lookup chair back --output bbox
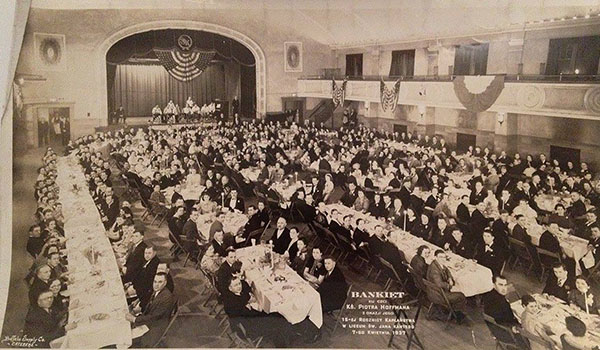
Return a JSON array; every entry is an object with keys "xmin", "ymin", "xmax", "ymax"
[
  {"xmin": 420, "ymin": 278, "xmax": 447, "ymax": 307},
  {"xmin": 482, "ymin": 313, "xmax": 522, "ymax": 348},
  {"xmin": 520, "ymin": 328, "xmax": 552, "ymax": 350},
  {"xmin": 378, "ymin": 257, "xmax": 406, "ymax": 288},
  {"xmin": 508, "ymin": 237, "xmax": 533, "ymax": 261},
  {"xmin": 536, "ymin": 247, "xmax": 561, "ymax": 267},
  {"xmin": 407, "ymin": 265, "xmax": 427, "ymax": 293}
]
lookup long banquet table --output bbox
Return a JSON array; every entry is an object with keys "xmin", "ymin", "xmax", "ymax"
[
  {"xmin": 324, "ymin": 203, "xmax": 494, "ymax": 297},
  {"xmin": 236, "ymin": 245, "xmax": 323, "ymax": 328},
  {"xmin": 56, "ymin": 156, "xmax": 132, "ymax": 348}
]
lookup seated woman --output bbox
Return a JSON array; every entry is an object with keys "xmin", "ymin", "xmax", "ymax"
[
  {"xmin": 196, "ymin": 193, "xmax": 217, "ymax": 214},
  {"xmin": 303, "ymin": 247, "xmax": 327, "ymax": 289},
  {"xmin": 48, "ymin": 279, "xmax": 68, "ymax": 320},
  {"xmin": 568, "ymin": 276, "xmax": 599, "ymax": 314},
  {"xmin": 186, "ymin": 167, "xmax": 202, "ymax": 187},
  {"xmin": 200, "ymin": 229, "xmax": 230, "ymax": 274},
  {"xmin": 520, "ymin": 295, "xmax": 558, "ymax": 350},
  {"xmin": 561, "ymin": 316, "xmax": 599, "ymax": 350},
  {"xmin": 410, "ymin": 245, "xmax": 430, "ymax": 279}
]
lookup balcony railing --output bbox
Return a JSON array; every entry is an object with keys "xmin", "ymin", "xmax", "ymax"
[{"xmin": 299, "ymin": 74, "xmax": 600, "ymax": 84}]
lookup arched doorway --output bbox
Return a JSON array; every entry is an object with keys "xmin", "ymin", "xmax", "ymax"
[{"xmin": 95, "ymin": 20, "xmax": 267, "ymax": 125}]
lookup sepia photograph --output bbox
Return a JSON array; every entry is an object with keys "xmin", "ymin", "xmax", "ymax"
[{"xmin": 1, "ymin": 0, "xmax": 600, "ymax": 349}]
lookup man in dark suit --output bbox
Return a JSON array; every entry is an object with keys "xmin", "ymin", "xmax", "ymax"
[
  {"xmin": 216, "ymin": 248, "xmax": 237, "ymax": 294},
  {"xmin": 426, "ymin": 250, "xmax": 467, "ymax": 320},
  {"xmin": 271, "ymin": 217, "xmax": 291, "ymax": 254},
  {"xmin": 100, "ymin": 187, "xmax": 120, "ymax": 230},
  {"xmin": 491, "ymin": 210, "xmax": 510, "ymax": 250},
  {"xmin": 170, "ymin": 184, "xmax": 184, "ymax": 204},
  {"xmin": 455, "ymin": 195, "xmax": 471, "ymax": 228},
  {"xmin": 241, "ymin": 205, "xmax": 265, "ymax": 243},
  {"xmin": 482, "ymin": 275, "xmax": 520, "ymax": 330},
  {"xmin": 133, "ymin": 246, "xmax": 161, "ymax": 310},
  {"xmin": 511, "ymin": 215, "xmax": 530, "ymax": 243},
  {"xmin": 24, "ymin": 290, "xmax": 72, "ymax": 348},
  {"xmin": 182, "ymin": 210, "xmax": 204, "ymax": 255},
  {"xmin": 469, "ymin": 181, "xmax": 487, "ymax": 205},
  {"xmin": 340, "ymin": 182, "xmax": 358, "ymax": 207},
  {"xmin": 123, "ymin": 231, "xmax": 147, "ymax": 283},
  {"xmin": 225, "ymin": 189, "xmax": 245, "ymax": 212},
  {"xmin": 539, "ymin": 223, "xmax": 562, "ymax": 254},
  {"xmin": 127, "ymin": 273, "xmax": 176, "ymax": 348},
  {"xmin": 318, "ymin": 256, "xmax": 349, "ymax": 312},
  {"xmin": 497, "ymin": 190, "xmax": 515, "ymax": 214},
  {"xmin": 542, "ymin": 263, "xmax": 574, "ymax": 302},
  {"xmin": 473, "ymin": 230, "xmax": 507, "ymax": 275},
  {"xmin": 29, "ymin": 265, "xmax": 52, "ymax": 305},
  {"xmin": 222, "ymin": 276, "xmax": 296, "ymax": 347}
]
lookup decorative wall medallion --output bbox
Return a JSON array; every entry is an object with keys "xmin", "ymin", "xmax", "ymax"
[
  {"xmin": 34, "ymin": 33, "xmax": 66, "ymax": 71},
  {"xmin": 583, "ymin": 87, "xmax": 600, "ymax": 115},
  {"xmin": 284, "ymin": 42, "xmax": 302, "ymax": 72},
  {"xmin": 517, "ymin": 85, "xmax": 545, "ymax": 109}
]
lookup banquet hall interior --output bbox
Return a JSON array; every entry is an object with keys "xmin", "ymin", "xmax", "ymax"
[{"xmin": 2, "ymin": 0, "xmax": 600, "ymax": 349}]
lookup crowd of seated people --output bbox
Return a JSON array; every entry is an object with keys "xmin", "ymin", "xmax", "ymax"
[
  {"xmin": 55, "ymin": 117, "xmax": 600, "ymax": 347},
  {"xmin": 22, "ymin": 146, "xmax": 178, "ymax": 348}
]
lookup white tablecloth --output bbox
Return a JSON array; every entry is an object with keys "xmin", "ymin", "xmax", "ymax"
[
  {"xmin": 325, "ymin": 204, "xmax": 494, "ymax": 297},
  {"xmin": 236, "ymin": 246, "xmax": 323, "ymax": 328},
  {"xmin": 56, "ymin": 156, "xmax": 132, "ymax": 349}
]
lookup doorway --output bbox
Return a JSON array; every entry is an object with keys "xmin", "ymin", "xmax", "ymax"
[
  {"xmin": 281, "ymin": 97, "xmax": 306, "ymax": 124},
  {"xmin": 37, "ymin": 107, "xmax": 70, "ymax": 148},
  {"xmin": 550, "ymin": 145, "xmax": 580, "ymax": 169}
]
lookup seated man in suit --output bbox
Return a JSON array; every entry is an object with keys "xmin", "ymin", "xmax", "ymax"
[
  {"xmin": 426, "ymin": 250, "xmax": 467, "ymax": 322},
  {"xmin": 271, "ymin": 217, "xmax": 291, "ymax": 255},
  {"xmin": 132, "ymin": 245, "xmax": 161, "ymax": 310},
  {"xmin": 222, "ymin": 276, "xmax": 294, "ymax": 347},
  {"xmin": 126, "ymin": 272, "xmax": 176, "ymax": 348},
  {"xmin": 483, "ymin": 275, "xmax": 518, "ymax": 327},
  {"xmin": 122, "ymin": 230, "xmax": 147, "ymax": 283},
  {"xmin": 242, "ymin": 205, "xmax": 265, "ymax": 244},
  {"xmin": 542, "ymin": 263, "xmax": 574, "ymax": 302},
  {"xmin": 473, "ymin": 230, "xmax": 507, "ymax": 275},
  {"xmin": 182, "ymin": 210, "xmax": 204, "ymax": 256},
  {"xmin": 24, "ymin": 290, "xmax": 76, "ymax": 348},
  {"xmin": 580, "ymin": 225, "xmax": 600, "ymax": 276},
  {"xmin": 225, "ymin": 189, "xmax": 245, "ymax": 213},
  {"xmin": 303, "ymin": 247, "xmax": 327, "ymax": 288},
  {"xmin": 216, "ymin": 248, "xmax": 238, "ymax": 294},
  {"xmin": 318, "ymin": 256, "xmax": 349, "ymax": 312}
]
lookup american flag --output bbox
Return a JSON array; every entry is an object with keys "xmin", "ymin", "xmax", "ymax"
[{"xmin": 154, "ymin": 49, "xmax": 216, "ymax": 82}]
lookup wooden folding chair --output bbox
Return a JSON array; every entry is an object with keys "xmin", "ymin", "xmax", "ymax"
[
  {"xmin": 229, "ymin": 322, "xmax": 263, "ymax": 348},
  {"xmin": 152, "ymin": 300, "xmax": 180, "ymax": 347},
  {"xmin": 387, "ymin": 299, "xmax": 425, "ymax": 350},
  {"xmin": 378, "ymin": 256, "xmax": 409, "ymax": 294},
  {"xmin": 421, "ymin": 279, "xmax": 459, "ymax": 329},
  {"xmin": 325, "ymin": 283, "xmax": 354, "ymax": 335},
  {"xmin": 508, "ymin": 237, "xmax": 534, "ymax": 272},
  {"xmin": 482, "ymin": 313, "xmax": 528, "ymax": 350},
  {"xmin": 534, "ymin": 247, "xmax": 561, "ymax": 282}
]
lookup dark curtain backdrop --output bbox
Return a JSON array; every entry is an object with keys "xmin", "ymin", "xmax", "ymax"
[
  {"xmin": 110, "ymin": 63, "xmax": 226, "ymax": 117},
  {"xmin": 240, "ymin": 65, "xmax": 256, "ymax": 117},
  {"xmin": 389, "ymin": 50, "xmax": 415, "ymax": 76},
  {"xmin": 454, "ymin": 43, "xmax": 489, "ymax": 75}
]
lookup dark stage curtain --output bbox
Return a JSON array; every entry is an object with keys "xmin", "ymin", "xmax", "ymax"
[
  {"xmin": 110, "ymin": 64, "xmax": 226, "ymax": 117},
  {"xmin": 240, "ymin": 65, "xmax": 256, "ymax": 117}
]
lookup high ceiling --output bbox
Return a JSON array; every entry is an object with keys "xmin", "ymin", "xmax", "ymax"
[{"xmin": 30, "ymin": 0, "xmax": 600, "ymax": 48}]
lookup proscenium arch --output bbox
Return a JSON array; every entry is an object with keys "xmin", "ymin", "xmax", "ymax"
[{"xmin": 96, "ymin": 20, "xmax": 267, "ymax": 125}]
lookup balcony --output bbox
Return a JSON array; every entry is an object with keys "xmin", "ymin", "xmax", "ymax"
[{"xmin": 297, "ymin": 74, "xmax": 600, "ymax": 120}]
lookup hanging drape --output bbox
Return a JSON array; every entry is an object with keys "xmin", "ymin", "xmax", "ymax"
[
  {"xmin": 110, "ymin": 64, "xmax": 226, "ymax": 117},
  {"xmin": 453, "ymin": 75, "xmax": 504, "ymax": 113},
  {"xmin": 389, "ymin": 50, "xmax": 415, "ymax": 77},
  {"xmin": 240, "ymin": 65, "xmax": 256, "ymax": 117},
  {"xmin": 380, "ymin": 79, "xmax": 401, "ymax": 112},
  {"xmin": 154, "ymin": 50, "xmax": 215, "ymax": 82},
  {"xmin": 332, "ymin": 79, "xmax": 348, "ymax": 108},
  {"xmin": 345, "ymin": 54, "xmax": 363, "ymax": 77}
]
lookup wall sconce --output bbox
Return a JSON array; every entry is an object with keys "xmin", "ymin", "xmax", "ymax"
[
  {"xmin": 418, "ymin": 85, "xmax": 426, "ymax": 96},
  {"xmin": 497, "ymin": 111, "xmax": 506, "ymax": 125},
  {"xmin": 417, "ymin": 104, "xmax": 426, "ymax": 118}
]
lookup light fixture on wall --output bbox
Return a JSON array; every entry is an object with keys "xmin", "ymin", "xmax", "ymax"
[
  {"xmin": 417, "ymin": 104, "xmax": 426, "ymax": 119},
  {"xmin": 497, "ymin": 111, "xmax": 506, "ymax": 125}
]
